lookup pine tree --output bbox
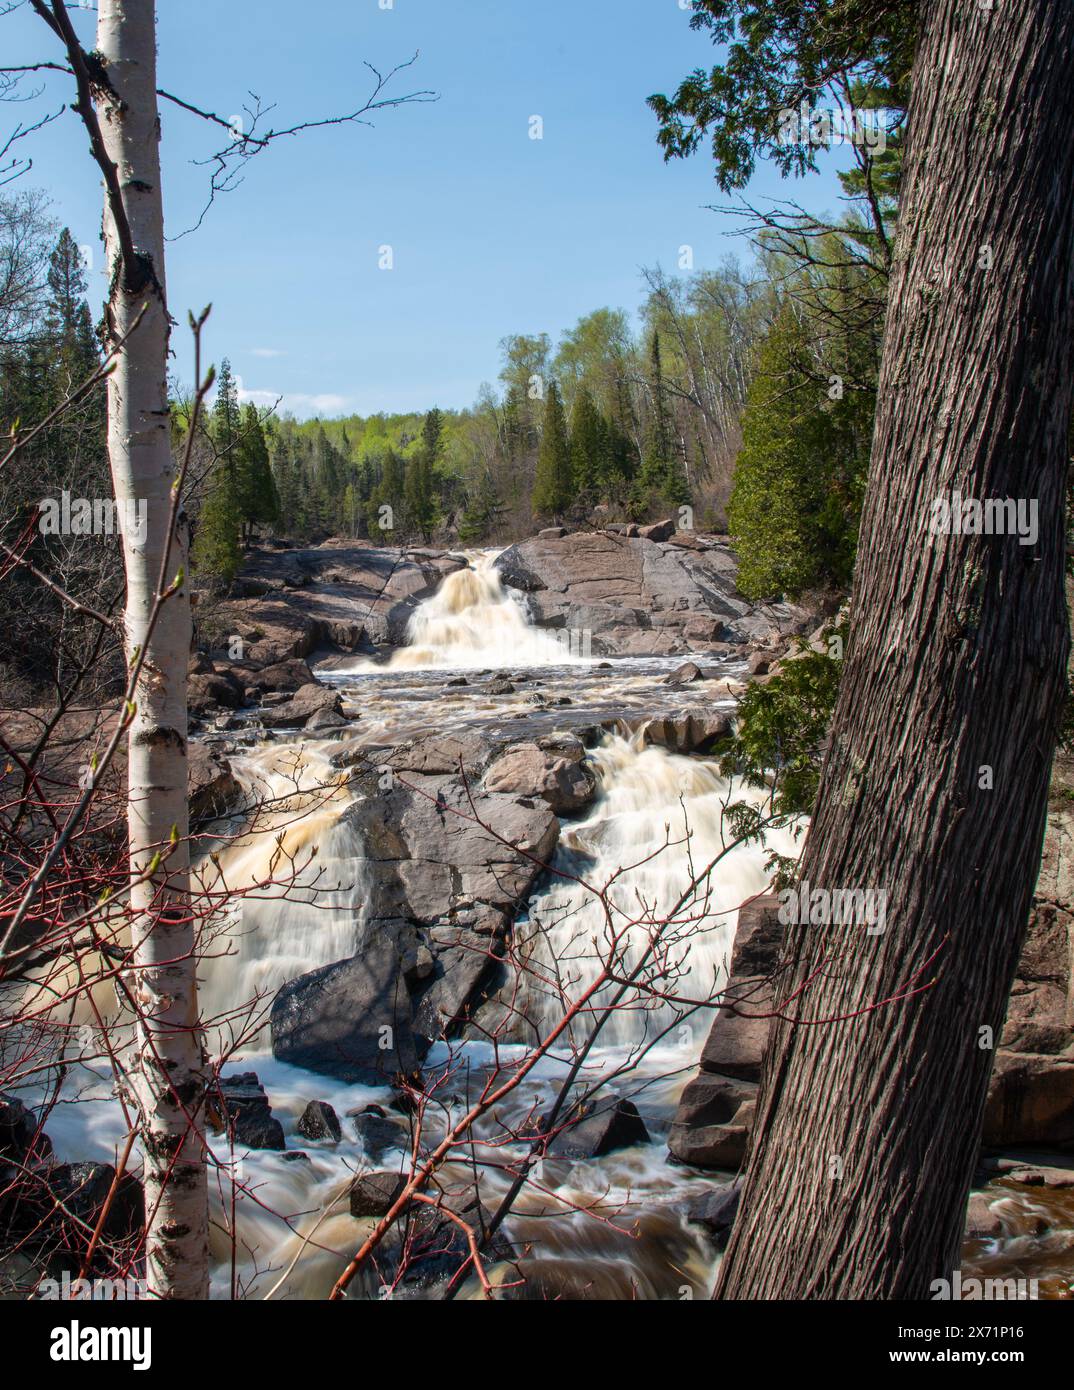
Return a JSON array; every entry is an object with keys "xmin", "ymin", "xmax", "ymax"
[
  {"xmin": 458, "ymin": 470, "xmax": 506, "ymax": 543},
  {"xmin": 405, "ymin": 408, "xmax": 442, "ymax": 541},
  {"xmin": 46, "ymin": 229, "xmax": 98, "ymax": 377},
  {"xmin": 370, "ymin": 446, "xmax": 405, "ymax": 537},
  {"xmin": 570, "ymin": 385, "xmax": 610, "ymax": 502},
  {"xmin": 636, "ymin": 331, "xmax": 688, "ymax": 508},
  {"xmin": 728, "ymin": 303, "xmax": 870, "ymax": 599},
  {"xmin": 194, "ymin": 357, "xmax": 242, "ymax": 583},
  {"xmin": 235, "ymin": 403, "xmax": 280, "ymax": 542},
  {"xmin": 532, "ymin": 381, "xmax": 573, "ymax": 519}
]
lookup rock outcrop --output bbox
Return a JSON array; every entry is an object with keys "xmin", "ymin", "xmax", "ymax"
[
  {"xmin": 495, "ymin": 529, "xmax": 818, "ymax": 656},
  {"xmin": 270, "ymin": 732, "xmax": 562, "ymax": 1083},
  {"xmin": 667, "ymin": 896, "xmax": 780, "ymax": 1169},
  {"xmin": 982, "ymin": 800, "xmax": 1074, "ymax": 1148},
  {"xmin": 211, "ymin": 543, "xmax": 466, "ymax": 665}
]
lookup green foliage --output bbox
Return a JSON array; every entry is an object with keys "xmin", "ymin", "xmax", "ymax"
[
  {"xmin": 569, "ymin": 385, "xmax": 610, "ymax": 500},
  {"xmin": 718, "ymin": 621, "xmax": 847, "ymax": 818},
  {"xmin": 405, "ymin": 408, "xmax": 442, "ymax": 542},
  {"xmin": 192, "ymin": 464, "xmax": 242, "ymax": 587},
  {"xmin": 728, "ymin": 303, "xmax": 872, "ymax": 599},
  {"xmin": 532, "ymin": 381, "xmax": 573, "ymax": 519},
  {"xmin": 636, "ymin": 332, "xmax": 691, "ymax": 510},
  {"xmin": 648, "ymin": 0, "xmax": 915, "ymax": 193},
  {"xmin": 235, "ymin": 403, "xmax": 280, "ymax": 538},
  {"xmin": 457, "ymin": 470, "xmax": 506, "ymax": 543}
]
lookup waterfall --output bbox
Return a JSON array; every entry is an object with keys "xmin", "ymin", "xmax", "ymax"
[
  {"xmin": 382, "ymin": 550, "xmax": 586, "ymax": 671},
  {"xmin": 196, "ymin": 742, "xmax": 364, "ymax": 1044},
  {"xmin": 521, "ymin": 732, "xmax": 801, "ymax": 1047}
]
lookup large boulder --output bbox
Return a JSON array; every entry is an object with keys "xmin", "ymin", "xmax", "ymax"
[
  {"xmin": 483, "ymin": 735, "xmax": 597, "ymax": 816},
  {"xmin": 667, "ymin": 896, "xmax": 786, "ymax": 1169},
  {"xmin": 271, "ymin": 938, "xmax": 429, "ymax": 1086},
  {"xmin": 257, "ymin": 682, "xmax": 345, "ymax": 730},
  {"xmin": 342, "ymin": 772, "xmax": 559, "ymax": 936},
  {"xmin": 187, "ymin": 743, "xmax": 242, "ymax": 821},
  {"xmin": 547, "ymin": 1094, "xmax": 650, "ymax": 1159},
  {"xmin": 213, "ymin": 1073, "xmax": 286, "ymax": 1151}
]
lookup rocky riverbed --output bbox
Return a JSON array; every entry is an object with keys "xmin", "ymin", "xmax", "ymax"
[{"xmin": 5, "ymin": 527, "xmax": 1073, "ymax": 1298}]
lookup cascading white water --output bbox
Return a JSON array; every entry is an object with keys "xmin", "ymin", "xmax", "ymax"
[
  {"xmin": 196, "ymin": 743, "xmax": 364, "ymax": 1045},
  {"xmin": 521, "ymin": 732, "xmax": 802, "ymax": 1047},
  {"xmin": 377, "ymin": 550, "xmax": 586, "ymax": 671}
]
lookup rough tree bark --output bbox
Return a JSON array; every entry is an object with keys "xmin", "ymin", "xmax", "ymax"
[
  {"xmin": 718, "ymin": 0, "xmax": 1074, "ymax": 1299},
  {"xmin": 95, "ymin": 0, "xmax": 208, "ymax": 1299}
]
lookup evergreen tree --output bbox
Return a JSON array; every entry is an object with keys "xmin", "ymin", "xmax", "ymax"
[
  {"xmin": 405, "ymin": 408, "xmax": 442, "ymax": 541},
  {"xmin": 458, "ymin": 470, "xmax": 506, "ymax": 543},
  {"xmin": 192, "ymin": 465, "xmax": 242, "ymax": 587},
  {"xmin": 728, "ymin": 303, "xmax": 871, "ymax": 599},
  {"xmin": 636, "ymin": 331, "xmax": 688, "ymax": 508},
  {"xmin": 235, "ymin": 403, "xmax": 280, "ymax": 542},
  {"xmin": 570, "ymin": 385, "xmax": 610, "ymax": 501},
  {"xmin": 46, "ymin": 229, "xmax": 98, "ymax": 376},
  {"xmin": 194, "ymin": 358, "xmax": 242, "ymax": 583},
  {"xmin": 532, "ymin": 381, "xmax": 573, "ymax": 520}
]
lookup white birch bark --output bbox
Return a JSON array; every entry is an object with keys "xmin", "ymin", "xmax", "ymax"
[{"xmin": 96, "ymin": 0, "xmax": 208, "ymax": 1299}]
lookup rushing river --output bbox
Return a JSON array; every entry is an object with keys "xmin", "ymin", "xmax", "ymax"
[{"xmin": 30, "ymin": 550, "xmax": 1074, "ymax": 1299}]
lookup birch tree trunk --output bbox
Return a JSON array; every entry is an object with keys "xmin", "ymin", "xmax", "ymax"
[
  {"xmin": 96, "ymin": 0, "xmax": 208, "ymax": 1299},
  {"xmin": 718, "ymin": 0, "xmax": 1074, "ymax": 1299}
]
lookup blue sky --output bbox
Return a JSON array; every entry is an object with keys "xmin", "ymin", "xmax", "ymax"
[{"xmin": 4, "ymin": 0, "xmax": 850, "ymax": 417}]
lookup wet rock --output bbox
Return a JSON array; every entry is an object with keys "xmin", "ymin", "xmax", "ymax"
[
  {"xmin": 342, "ymin": 776, "xmax": 558, "ymax": 933},
  {"xmin": 668, "ymin": 896, "xmax": 781, "ymax": 1169},
  {"xmin": 687, "ymin": 1182, "xmax": 741, "ymax": 1250},
  {"xmin": 350, "ymin": 1170, "xmax": 408, "ymax": 1218},
  {"xmin": 484, "ymin": 737, "xmax": 597, "ymax": 816},
  {"xmin": 965, "ymin": 1192, "xmax": 1003, "ymax": 1239},
  {"xmin": 187, "ymin": 743, "xmax": 242, "ymax": 821},
  {"xmin": 216, "ymin": 1073, "xmax": 286, "ymax": 1151},
  {"xmin": 1001, "ymin": 1162, "xmax": 1074, "ymax": 1189},
  {"xmin": 258, "ymin": 682, "xmax": 344, "ymax": 730},
  {"xmin": 242, "ymin": 658, "xmax": 315, "ymax": 693},
  {"xmin": 297, "ymin": 1100, "xmax": 342, "ymax": 1144},
  {"xmin": 271, "ymin": 943, "xmax": 428, "ymax": 1086},
  {"xmin": 188, "ymin": 667, "xmax": 245, "ymax": 715},
  {"xmin": 664, "ymin": 662, "xmax": 706, "ymax": 686},
  {"xmin": 668, "ymin": 1072, "xmax": 755, "ymax": 1169},
  {"xmin": 548, "ymin": 1094, "xmax": 650, "ymax": 1159},
  {"xmin": 620, "ymin": 710, "xmax": 731, "ymax": 755},
  {"xmin": 487, "ymin": 679, "xmax": 516, "ymax": 695},
  {"xmin": 386, "ymin": 1182, "xmax": 514, "ymax": 1290},
  {"xmin": 45, "ymin": 1163, "xmax": 144, "ymax": 1243},
  {"xmin": 412, "ymin": 929, "xmax": 500, "ymax": 1038},
  {"xmin": 384, "ymin": 730, "xmax": 491, "ymax": 778},
  {"xmin": 0, "ymin": 1093, "xmax": 52, "ymax": 1175},
  {"xmin": 350, "ymin": 1110, "xmax": 409, "ymax": 1162},
  {"xmin": 445, "ymin": 676, "xmax": 469, "ymax": 687}
]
